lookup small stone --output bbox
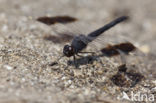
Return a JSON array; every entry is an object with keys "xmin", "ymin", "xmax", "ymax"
[
  {"xmin": 22, "ymin": 78, "xmax": 26, "ymax": 82},
  {"xmin": 97, "ymin": 70, "xmax": 104, "ymax": 75},
  {"xmin": 61, "ymin": 76, "xmax": 66, "ymax": 80},
  {"xmin": 4, "ymin": 65, "xmax": 13, "ymax": 70},
  {"xmin": 1, "ymin": 25, "xmax": 8, "ymax": 32},
  {"xmin": 139, "ymin": 45, "xmax": 150, "ymax": 53}
]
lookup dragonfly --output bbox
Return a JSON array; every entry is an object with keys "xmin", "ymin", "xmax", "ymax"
[{"xmin": 50, "ymin": 16, "xmax": 133, "ymax": 67}]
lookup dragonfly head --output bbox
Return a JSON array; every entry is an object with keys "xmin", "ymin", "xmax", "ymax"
[{"xmin": 63, "ymin": 45, "xmax": 75, "ymax": 57}]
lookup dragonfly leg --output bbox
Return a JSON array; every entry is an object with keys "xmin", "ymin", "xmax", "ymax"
[
  {"xmin": 79, "ymin": 51, "xmax": 95, "ymax": 55},
  {"xmin": 76, "ymin": 54, "xmax": 84, "ymax": 57},
  {"xmin": 73, "ymin": 55, "xmax": 78, "ymax": 68}
]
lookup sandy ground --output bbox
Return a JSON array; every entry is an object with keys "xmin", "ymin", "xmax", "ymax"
[{"xmin": 0, "ymin": 0, "xmax": 156, "ymax": 103}]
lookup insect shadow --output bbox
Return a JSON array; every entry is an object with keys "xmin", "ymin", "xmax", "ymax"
[
  {"xmin": 67, "ymin": 55, "xmax": 97, "ymax": 67},
  {"xmin": 37, "ymin": 15, "xmax": 77, "ymax": 25}
]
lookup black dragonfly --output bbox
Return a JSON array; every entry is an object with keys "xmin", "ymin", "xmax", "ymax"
[{"xmin": 51, "ymin": 16, "xmax": 129, "ymax": 67}]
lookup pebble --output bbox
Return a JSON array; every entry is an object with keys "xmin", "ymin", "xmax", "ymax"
[
  {"xmin": 1, "ymin": 25, "xmax": 8, "ymax": 32},
  {"xmin": 4, "ymin": 65, "xmax": 13, "ymax": 70},
  {"xmin": 139, "ymin": 45, "xmax": 150, "ymax": 53}
]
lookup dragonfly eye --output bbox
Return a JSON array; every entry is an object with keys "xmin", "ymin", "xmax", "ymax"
[{"xmin": 63, "ymin": 45, "xmax": 74, "ymax": 57}]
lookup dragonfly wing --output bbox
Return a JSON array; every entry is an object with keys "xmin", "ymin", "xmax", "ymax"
[{"xmin": 86, "ymin": 31, "xmax": 130, "ymax": 50}]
